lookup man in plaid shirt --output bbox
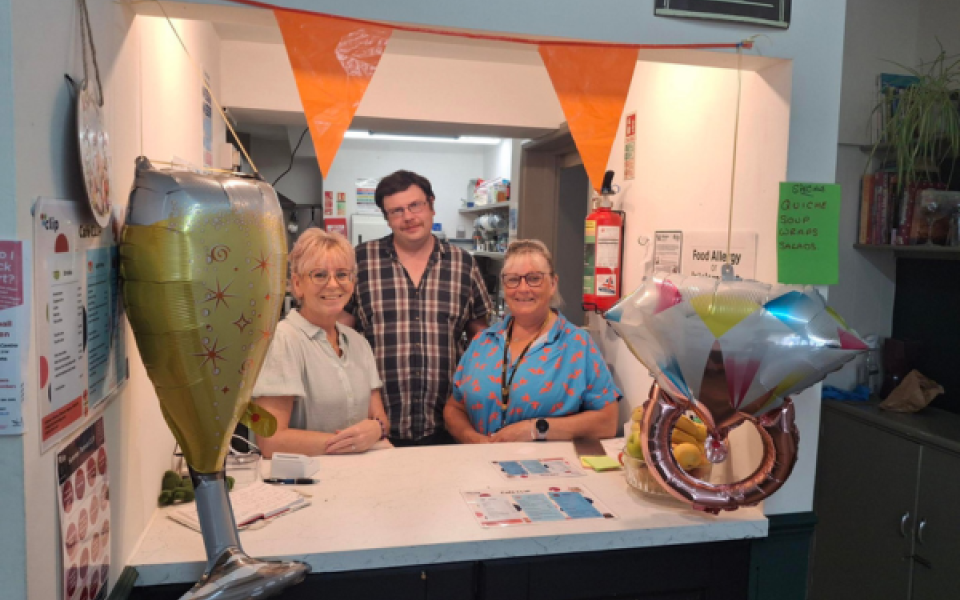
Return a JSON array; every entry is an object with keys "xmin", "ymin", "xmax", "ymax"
[{"xmin": 344, "ymin": 171, "xmax": 492, "ymax": 445}]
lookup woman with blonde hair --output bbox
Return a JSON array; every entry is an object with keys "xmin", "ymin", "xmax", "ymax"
[
  {"xmin": 252, "ymin": 228, "xmax": 389, "ymax": 456},
  {"xmin": 444, "ymin": 239, "xmax": 621, "ymax": 443}
]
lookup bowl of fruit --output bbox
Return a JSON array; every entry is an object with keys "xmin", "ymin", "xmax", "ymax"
[{"xmin": 620, "ymin": 406, "xmax": 712, "ymax": 498}]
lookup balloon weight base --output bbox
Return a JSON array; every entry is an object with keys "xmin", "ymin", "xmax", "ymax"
[{"xmin": 179, "ymin": 547, "xmax": 310, "ymax": 600}]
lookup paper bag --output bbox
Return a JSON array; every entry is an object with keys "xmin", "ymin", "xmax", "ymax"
[{"xmin": 879, "ymin": 370, "xmax": 944, "ymax": 413}]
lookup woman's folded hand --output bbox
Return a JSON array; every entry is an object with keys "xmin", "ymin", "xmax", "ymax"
[
  {"xmin": 490, "ymin": 420, "xmax": 533, "ymax": 443},
  {"xmin": 325, "ymin": 419, "xmax": 382, "ymax": 454}
]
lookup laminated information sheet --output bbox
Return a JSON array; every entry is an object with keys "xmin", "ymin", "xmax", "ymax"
[
  {"xmin": 491, "ymin": 458, "xmax": 583, "ymax": 479},
  {"xmin": 462, "ymin": 484, "xmax": 616, "ymax": 528}
]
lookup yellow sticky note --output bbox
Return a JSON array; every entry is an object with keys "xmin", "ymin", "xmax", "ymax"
[{"xmin": 582, "ymin": 455, "xmax": 621, "ymax": 472}]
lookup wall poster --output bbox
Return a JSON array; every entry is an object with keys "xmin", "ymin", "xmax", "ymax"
[
  {"xmin": 624, "ymin": 112, "xmax": 636, "ymax": 181},
  {"xmin": 34, "ymin": 199, "xmax": 128, "ymax": 452},
  {"xmin": 57, "ymin": 417, "xmax": 110, "ymax": 600},
  {"xmin": 0, "ymin": 241, "xmax": 29, "ymax": 434},
  {"xmin": 653, "ymin": 231, "xmax": 682, "ymax": 274},
  {"xmin": 323, "ymin": 191, "xmax": 334, "ymax": 217},
  {"xmin": 202, "ymin": 71, "xmax": 213, "ymax": 169},
  {"xmin": 355, "ymin": 178, "xmax": 380, "ymax": 214}
]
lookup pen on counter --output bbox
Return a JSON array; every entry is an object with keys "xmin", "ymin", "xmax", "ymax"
[{"xmin": 263, "ymin": 478, "xmax": 317, "ymax": 485}]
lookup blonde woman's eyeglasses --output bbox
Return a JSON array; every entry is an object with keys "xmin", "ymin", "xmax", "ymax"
[{"xmin": 306, "ymin": 269, "xmax": 355, "ymax": 285}]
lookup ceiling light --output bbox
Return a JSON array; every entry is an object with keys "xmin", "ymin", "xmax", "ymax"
[{"xmin": 343, "ymin": 131, "xmax": 501, "ymax": 145}]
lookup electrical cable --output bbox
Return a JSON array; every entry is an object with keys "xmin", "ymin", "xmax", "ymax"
[{"xmin": 272, "ymin": 127, "xmax": 310, "ymax": 186}]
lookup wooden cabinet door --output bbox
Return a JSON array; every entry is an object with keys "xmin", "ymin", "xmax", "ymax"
[
  {"xmin": 911, "ymin": 447, "xmax": 960, "ymax": 600},
  {"xmin": 810, "ymin": 409, "xmax": 920, "ymax": 600}
]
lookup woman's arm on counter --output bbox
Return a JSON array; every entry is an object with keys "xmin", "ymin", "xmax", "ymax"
[
  {"xmin": 254, "ymin": 396, "xmax": 335, "ymax": 457},
  {"xmin": 490, "ymin": 402, "xmax": 619, "ymax": 443},
  {"xmin": 444, "ymin": 396, "xmax": 491, "ymax": 444}
]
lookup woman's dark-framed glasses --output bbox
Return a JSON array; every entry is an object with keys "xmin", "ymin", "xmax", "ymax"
[
  {"xmin": 306, "ymin": 269, "xmax": 355, "ymax": 285},
  {"xmin": 501, "ymin": 271, "xmax": 551, "ymax": 289},
  {"xmin": 385, "ymin": 199, "xmax": 429, "ymax": 220}
]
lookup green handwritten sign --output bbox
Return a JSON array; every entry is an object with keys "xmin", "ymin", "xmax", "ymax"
[{"xmin": 777, "ymin": 182, "xmax": 841, "ymax": 285}]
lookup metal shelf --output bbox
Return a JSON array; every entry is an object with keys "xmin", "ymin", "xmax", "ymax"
[
  {"xmin": 459, "ymin": 204, "xmax": 510, "ymax": 215},
  {"xmin": 470, "ymin": 251, "xmax": 505, "ymax": 259}
]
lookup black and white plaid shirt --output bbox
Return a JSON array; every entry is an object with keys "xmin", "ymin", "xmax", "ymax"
[{"xmin": 349, "ymin": 235, "xmax": 492, "ymax": 441}]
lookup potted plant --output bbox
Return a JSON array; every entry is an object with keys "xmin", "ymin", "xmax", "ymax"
[{"xmin": 869, "ymin": 45, "xmax": 960, "ymax": 189}]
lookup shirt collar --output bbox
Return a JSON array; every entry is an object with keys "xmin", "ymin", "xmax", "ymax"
[
  {"xmin": 485, "ymin": 310, "xmax": 566, "ymax": 346},
  {"xmin": 286, "ymin": 309, "xmax": 349, "ymax": 347},
  {"xmin": 381, "ymin": 234, "xmax": 446, "ymax": 260}
]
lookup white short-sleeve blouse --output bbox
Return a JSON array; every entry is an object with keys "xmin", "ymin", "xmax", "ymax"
[{"xmin": 252, "ymin": 310, "xmax": 382, "ymax": 433}]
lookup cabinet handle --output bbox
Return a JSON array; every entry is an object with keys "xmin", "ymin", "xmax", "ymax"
[
  {"xmin": 917, "ymin": 519, "xmax": 927, "ymax": 544},
  {"xmin": 900, "ymin": 512, "xmax": 911, "ymax": 537}
]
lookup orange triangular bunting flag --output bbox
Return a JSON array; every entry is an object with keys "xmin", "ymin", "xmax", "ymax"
[
  {"xmin": 539, "ymin": 45, "xmax": 638, "ymax": 192},
  {"xmin": 275, "ymin": 11, "xmax": 392, "ymax": 179}
]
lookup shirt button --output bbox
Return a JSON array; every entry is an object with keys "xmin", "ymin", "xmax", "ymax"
[{"xmin": 415, "ymin": 315, "xmax": 420, "ymax": 321}]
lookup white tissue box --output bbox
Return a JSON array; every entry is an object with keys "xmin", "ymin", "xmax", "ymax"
[{"xmin": 270, "ymin": 453, "xmax": 319, "ymax": 479}]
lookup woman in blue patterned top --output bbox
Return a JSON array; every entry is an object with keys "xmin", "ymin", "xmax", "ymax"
[{"xmin": 444, "ymin": 240, "xmax": 622, "ymax": 443}]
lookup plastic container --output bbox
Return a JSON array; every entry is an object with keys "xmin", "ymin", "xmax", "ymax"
[{"xmin": 620, "ymin": 447, "xmax": 712, "ymax": 498}]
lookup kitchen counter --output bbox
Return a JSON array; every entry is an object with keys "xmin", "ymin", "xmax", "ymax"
[{"xmin": 129, "ymin": 438, "xmax": 767, "ymax": 588}]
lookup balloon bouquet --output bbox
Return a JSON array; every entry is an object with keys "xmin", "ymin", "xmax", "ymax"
[
  {"xmin": 605, "ymin": 272, "xmax": 866, "ymax": 513},
  {"xmin": 120, "ymin": 158, "xmax": 310, "ymax": 599}
]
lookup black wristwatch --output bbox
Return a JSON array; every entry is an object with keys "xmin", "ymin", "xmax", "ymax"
[{"xmin": 534, "ymin": 418, "xmax": 549, "ymax": 441}]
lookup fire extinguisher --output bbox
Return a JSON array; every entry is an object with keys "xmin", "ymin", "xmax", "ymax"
[{"xmin": 583, "ymin": 171, "xmax": 625, "ymax": 314}]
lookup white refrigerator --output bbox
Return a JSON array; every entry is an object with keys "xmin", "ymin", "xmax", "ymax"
[{"xmin": 350, "ymin": 213, "xmax": 392, "ymax": 246}]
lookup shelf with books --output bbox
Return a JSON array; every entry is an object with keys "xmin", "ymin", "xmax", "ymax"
[
  {"xmin": 853, "ymin": 243, "xmax": 960, "ymax": 261},
  {"xmin": 856, "ymin": 170, "xmax": 948, "ymax": 246}
]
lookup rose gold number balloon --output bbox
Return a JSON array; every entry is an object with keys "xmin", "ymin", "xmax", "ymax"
[{"xmin": 606, "ymin": 273, "xmax": 866, "ymax": 513}]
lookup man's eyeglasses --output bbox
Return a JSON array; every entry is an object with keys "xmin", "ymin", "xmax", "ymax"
[
  {"xmin": 305, "ymin": 269, "xmax": 355, "ymax": 286},
  {"xmin": 384, "ymin": 199, "xmax": 430, "ymax": 220},
  {"xmin": 501, "ymin": 271, "xmax": 552, "ymax": 289}
]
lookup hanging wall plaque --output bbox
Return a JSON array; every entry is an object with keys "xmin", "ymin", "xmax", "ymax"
[{"xmin": 655, "ymin": 0, "xmax": 791, "ymax": 29}]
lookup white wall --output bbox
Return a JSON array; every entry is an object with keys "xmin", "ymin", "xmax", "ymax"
[
  {"xmin": 221, "ymin": 39, "xmax": 565, "ymax": 130},
  {"xmin": 7, "ymin": 2, "xmax": 223, "ymax": 596}
]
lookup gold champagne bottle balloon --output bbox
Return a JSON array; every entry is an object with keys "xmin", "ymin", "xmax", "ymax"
[{"xmin": 120, "ymin": 158, "xmax": 286, "ymax": 474}]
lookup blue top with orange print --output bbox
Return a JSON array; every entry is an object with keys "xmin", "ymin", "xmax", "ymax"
[{"xmin": 450, "ymin": 311, "xmax": 622, "ymax": 435}]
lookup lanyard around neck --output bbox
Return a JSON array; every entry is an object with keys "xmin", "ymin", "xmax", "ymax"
[{"xmin": 499, "ymin": 316, "xmax": 550, "ymax": 411}]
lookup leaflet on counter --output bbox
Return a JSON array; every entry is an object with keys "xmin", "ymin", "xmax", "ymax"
[
  {"xmin": 491, "ymin": 457, "xmax": 583, "ymax": 479},
  {"xmin": 462, "ymin": 484, "xmax": 616, "ymax": 528}
]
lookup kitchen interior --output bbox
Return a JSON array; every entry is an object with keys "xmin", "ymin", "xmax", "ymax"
[{"xmin": 217, "ymin": 16, "xmax": 579, "ymax": 322}]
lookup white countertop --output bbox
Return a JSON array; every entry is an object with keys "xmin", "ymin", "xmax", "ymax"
[{"xmin": 130, "ymin": 439, "xmax": 767, "ymax": 586}]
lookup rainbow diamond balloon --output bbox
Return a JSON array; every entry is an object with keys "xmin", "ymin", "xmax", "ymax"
[{"xmin": 605, "ymin": 273, "xmax": 867, "ymax": 419}]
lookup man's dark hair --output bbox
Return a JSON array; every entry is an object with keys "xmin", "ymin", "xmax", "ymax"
[{"xmin": 375, "ymin": 170, "xmax": 435, "ymax": 214}]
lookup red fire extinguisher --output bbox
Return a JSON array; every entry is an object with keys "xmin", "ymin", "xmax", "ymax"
[{"xmin": 583, "ymin": 171, "xmax": 625, "ymax": 313}]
